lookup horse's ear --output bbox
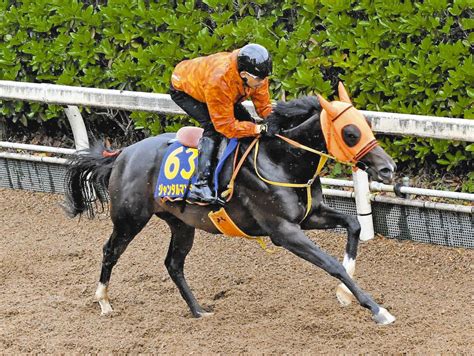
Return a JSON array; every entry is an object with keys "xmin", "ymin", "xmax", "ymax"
[
  {"xmin": 317, "ymin": 94, "xmax": 339, "ymax": 117},
  {"xmin": 338, "ymin": 81, "xmax": 352, "ymax": 104}
]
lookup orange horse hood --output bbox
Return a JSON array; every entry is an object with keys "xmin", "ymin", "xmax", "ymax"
[{"xmin": 318, "ymin": 82, "xmax": 377, "ymax": 163}]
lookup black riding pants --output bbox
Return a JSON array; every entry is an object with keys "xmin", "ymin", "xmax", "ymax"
[{"xmin": 169, "ymin": 85, "xmax": 253, "ymax": 140}]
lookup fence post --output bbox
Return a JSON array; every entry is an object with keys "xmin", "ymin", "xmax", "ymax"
[
  {"xmin": 352, "ymin": 169, "xmax": 374, "ymax": 241},
  {"xmin": 0, "ymin": 118, "xmax": 6, "ymax": 140},
  {"xmin": 64, "ymin": 106, "xmax": 89, "ymax": 150}
]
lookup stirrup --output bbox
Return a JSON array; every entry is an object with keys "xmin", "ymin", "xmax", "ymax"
[
  {"xmin": 214, "ymin": 196, "xmax": 226, "ymax": 206},
  {"xmin": 187, "ymin": 190, "xmax": 225, "ymax": 206},
  {"xmin": 187, "ymin": 189, "xmax": 215, "ymax": 204}
]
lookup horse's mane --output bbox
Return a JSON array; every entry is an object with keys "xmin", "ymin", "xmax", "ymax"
[{"xmin": 266, "ymin": 96, "xmax": 321, "ymax": 131}]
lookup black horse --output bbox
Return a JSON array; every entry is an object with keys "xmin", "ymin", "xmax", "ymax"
[{"xmin": 63, "ymin": 83, "xmax": 397, "ymax": 324}]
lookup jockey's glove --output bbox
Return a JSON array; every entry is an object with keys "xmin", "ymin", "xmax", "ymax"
[{"xmin": 257, "ymin": 122, "xmax": 279, "ymax": 137}]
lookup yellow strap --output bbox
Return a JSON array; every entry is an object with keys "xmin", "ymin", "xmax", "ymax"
[
  {"xmin": 253, "ymin": 139, "xmax": 330, "ymax": 222},
  {"xmin": 304, "ymin": 186, "xmax": 312, "ymax": 220},
  {"xmin": 223, "ymin": 135, "xmax": 332, "ymax": 225},
  {"xmin": 301, "ymin": 155, "xmax": 329, "ymax": 220},
  {"xmin": 254, "ymin": 140, "xmax": 315, "ymax": 188},
  {"xmin": 275, "ymin": 134, "xmax": 355, "ymax": 167},
  {"xmin": 253, "ymin": 237, "xmax": 279, "ymax": 254},
  {"xmin": 317, "ymin": 155, "xmax": 329, "ymax": 175},
  {"xmin": 224, "ymin": 136, "xmax": 331, "ymax": 202}
]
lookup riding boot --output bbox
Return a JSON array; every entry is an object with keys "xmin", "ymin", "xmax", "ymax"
[{"xmin": 187, "ymin": 136, "xmax": 219, "ymax": 203}]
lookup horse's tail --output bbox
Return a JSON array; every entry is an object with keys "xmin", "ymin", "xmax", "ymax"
[{"xmin": 62, "ymin": 142, "xmax": 121, "ymax": 219}]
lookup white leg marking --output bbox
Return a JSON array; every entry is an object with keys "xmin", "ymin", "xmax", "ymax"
[
  {"xmin": 95, "ymin": 282, "xmax": 113, "ymax": 315},
  {"xmin": 373, "ymin": 307, "xmax": 396, "ymax": 325},
  {"xmin": 342, "ymin": 254, "xmax": 356, "ymax": 277},
  {"xmin": 336, "ymin": 254, "xmax": 356, "ymax": 306},
  {"xmin": 196, "ymin": 311, "xmax": 214, "ymax": 318}
]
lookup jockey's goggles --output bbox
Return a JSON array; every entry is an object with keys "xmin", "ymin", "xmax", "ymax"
[{"xmin": 246, "ymin": 72, "xmax": 266, "ymax": 81}]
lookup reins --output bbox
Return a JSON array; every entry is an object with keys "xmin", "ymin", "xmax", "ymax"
[
  {"xmin": 221, "ymin": 138, "xmax": 259, "ymax": 201},
  {"xmin": 222, "ymin": 133, "xmax": 355, "ymax": 223}
]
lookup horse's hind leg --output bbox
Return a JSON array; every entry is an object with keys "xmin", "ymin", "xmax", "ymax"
[
  {"xmin": 95, "ymin": 215, "xmax": 151, "ymax": 315},
  {"xmin": 159, "ymin": 213, "xmax": 212, "ymax": 318}
]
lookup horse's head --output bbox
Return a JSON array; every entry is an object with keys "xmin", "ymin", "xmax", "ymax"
[{"xmin": 317, "ymin": 82, "xmax": 396, "ymax": 183}]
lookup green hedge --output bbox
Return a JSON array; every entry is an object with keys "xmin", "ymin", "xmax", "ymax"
[{"xmin": 1, "ymin": 0, "xmax": 473, "ymax": 190}]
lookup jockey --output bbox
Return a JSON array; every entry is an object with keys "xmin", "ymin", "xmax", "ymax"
[{"xmin": 170, "ymin": 43, "xmax": 275, "ymax": 203}]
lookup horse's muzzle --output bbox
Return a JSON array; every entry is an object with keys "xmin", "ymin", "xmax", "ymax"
[
  {"xmin": 357, "ymin": 146, "xmax": 396, "ymax": 184},
  {"xmin": 378, "ymin": 166, "xmax": 396, "ymax": 184}
]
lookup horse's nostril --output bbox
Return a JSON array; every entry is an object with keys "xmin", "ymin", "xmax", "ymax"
[{"xmin": 380, "ymin": 168, "xmax": 392, "ymax": 177}]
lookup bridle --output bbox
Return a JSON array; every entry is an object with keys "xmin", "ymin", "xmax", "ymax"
[
  {"xmin": 252, "ymin": 104, "xmax": 379, "ymax": 222},
  {"xmin": 222, "ymin": 98, "xmax": 379, "ymax": 223}
]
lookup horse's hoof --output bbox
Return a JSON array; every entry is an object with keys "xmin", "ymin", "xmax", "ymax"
[
  {"xmin": 373, "ymin": 307, "xmax": 396, "ymax": 325},
  {"xmin": 336, "ymin": 284, "xmax": 353, "ymax": 306},
  {"xmin": 196, "ymin": 311, "xmax": 214, "ymax": 318},
  {"xmin": 98, "ymin": 300, "xmax": 114, "ymax": 315}
]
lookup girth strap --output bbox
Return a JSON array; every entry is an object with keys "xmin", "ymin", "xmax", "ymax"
[{"xmin": 208, "ymin": 207, "xmax": 277, "ymax": 253}]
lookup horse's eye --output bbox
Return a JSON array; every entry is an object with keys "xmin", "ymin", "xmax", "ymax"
[{"xmin": 342, "ymin": 124, "xmax": 361, "ymax": 147}]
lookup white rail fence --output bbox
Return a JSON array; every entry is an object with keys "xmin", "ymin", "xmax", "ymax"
[{"xmin": 1, "ymin": 81, "xmax": 473, "ymax": 241}]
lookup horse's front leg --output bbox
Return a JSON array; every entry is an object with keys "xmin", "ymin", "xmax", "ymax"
[
  {"xmin": 301, "ymin": 203, "xmax": 361, "ymax": 307},
  {"xmin": 270, "ymin": 220, "xmax": 395, "ymax": 325}
]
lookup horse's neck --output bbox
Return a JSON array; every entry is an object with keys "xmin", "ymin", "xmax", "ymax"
[
  {"xmin": 282, "ymin": 113, "xmax": 325, "ymax": 177},
  {"xmin": 282, "ymin": 113, "xmax": 325, "ymax": 152},
  {"xmin": 248, "ymin": 114, "xmax": 325, "ymax": 183}
]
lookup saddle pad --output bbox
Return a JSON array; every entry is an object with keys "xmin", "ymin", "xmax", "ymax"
[
  {"xmin": 155, "ymin": 141, "xmax": 198, "ymax": 199},
  {"xmin": 155, "ymin": 139, "xmax": 239, "ymax": 200}
]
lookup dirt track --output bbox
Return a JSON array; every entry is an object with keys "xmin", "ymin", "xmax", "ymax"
[{"xmin": 1, "ymin": 188, "xmax": 472, "ymax": 353}]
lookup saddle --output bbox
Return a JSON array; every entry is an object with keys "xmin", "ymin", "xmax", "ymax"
[{"xmin": 175, "ymin": 126, "xmax": 204, "ymax": 148}]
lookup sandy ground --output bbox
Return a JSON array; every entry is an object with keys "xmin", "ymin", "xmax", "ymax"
[{"xmin": 0, "ymin": 188, "xmax": 472, "ymax": 354}]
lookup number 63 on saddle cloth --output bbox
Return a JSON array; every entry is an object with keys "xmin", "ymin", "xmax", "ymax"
[
  {"xmin": 154, "ymin": 138, "xmax": 238, "ymax": 201},
  {"xmin": 154, "ymin": 138, "xmax": 276, "ymax": 253}
]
